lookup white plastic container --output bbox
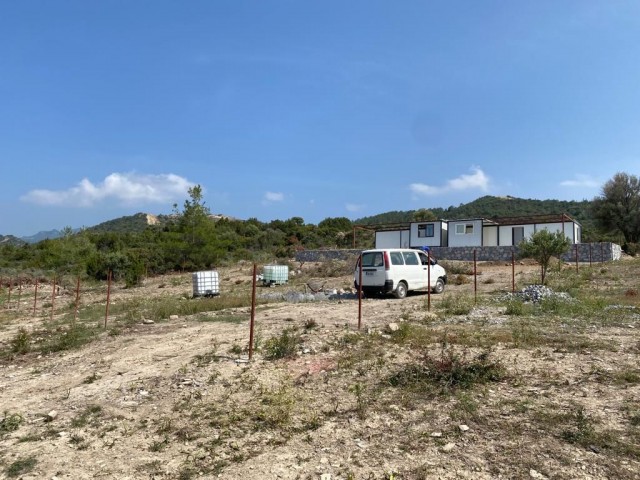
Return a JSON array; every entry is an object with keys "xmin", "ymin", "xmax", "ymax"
[
  {"xmin": 192, "ymin": 271, "xmax": 220, "ymax": 297},
  {"xmin": 262, "ymin": 265, "xmax": 289, "ymax": 286}
]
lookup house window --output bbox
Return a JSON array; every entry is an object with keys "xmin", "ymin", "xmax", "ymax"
[
  {"xmin": 417, "ymin": 223, "xmax": 435, "ymax": 238},
  {"xmin": 455, "ymin": 223, "xmax": 474, "ymax": 235}
]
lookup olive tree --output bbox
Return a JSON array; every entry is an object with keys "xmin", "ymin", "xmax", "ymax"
[
  {"xmin": 519, "ymin": 230, "xmax": 571, "ymax": 285},
  {"xmin": 592, "ymin": 172, "xmax": 640, "ymax": 244}
]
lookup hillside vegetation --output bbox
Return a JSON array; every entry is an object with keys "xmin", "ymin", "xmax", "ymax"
[
  {"xmin": 0, "ymin": 194, "xmax": 624, "ymax": 284},
  {"xmin": 356, "ymin": 196, "xmax": 596, "ymax": 236}
]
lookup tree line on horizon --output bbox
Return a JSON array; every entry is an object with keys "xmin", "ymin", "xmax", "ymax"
[{"xmin": 0, "ymin": 173, "xmax": 638, "ymax": 285}]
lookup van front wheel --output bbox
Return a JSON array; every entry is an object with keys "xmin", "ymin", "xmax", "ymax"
[
  {"xmin": 433, "ymin": 278, "xmax": 445, "ymax": 294},
  {"xmin": 394, "ymin": 281, "xmax": 408, "ymax": 299}
]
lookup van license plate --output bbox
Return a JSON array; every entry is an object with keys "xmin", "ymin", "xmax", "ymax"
[{"xmin": 365, "ymin": 272, "xmax": 374, "ymax": 276}]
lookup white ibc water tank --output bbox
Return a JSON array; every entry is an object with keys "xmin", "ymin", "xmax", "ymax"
[
  {"xmin": 192, "ymin": 271, "xmax": 220, "ymax": 297},
  {"xmin": 262, "ymin": 265, "xmax": 289, "ymax": 286}
]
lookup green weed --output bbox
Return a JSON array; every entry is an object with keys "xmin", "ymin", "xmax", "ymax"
[
  {"xmin": 70, "ymin": 405, "xmax": 103, "ymax": 428},
  {"xmin": 388, "ymin": 340, "xmax": 505, "ymax": 394},
  {"xmin": 5, "ymin": 456, "xmax": 37, "ymax": 478},
  {"xmin": 44, "ymin": 322, "xmax": 99, "ymax": 353},
  {"xmin": 0, "ymin": 412, "xmax": 23, "ymax": 435},
  {"xmin": 263, "ymin": 328, "xmax": 301, "ymax": 360},
  {"xmin": 439, "ymin": 294, "xmax": 474, "ymax": 316},
  {"xmin": 10, "ymin": 328, "xmax": 31, "ymax": 354}
]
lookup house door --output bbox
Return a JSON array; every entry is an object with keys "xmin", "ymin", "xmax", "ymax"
[{"xmin": 512, "ymin": 227, "xmax": 524, "ymax": 245}]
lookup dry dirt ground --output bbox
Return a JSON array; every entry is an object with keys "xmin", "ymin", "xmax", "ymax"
[{"xmin": 1, "ymin": 258, "xmax": 639, "ymax": 479}]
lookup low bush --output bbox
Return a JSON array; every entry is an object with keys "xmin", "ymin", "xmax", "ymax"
[
  {"xmin": 388, "ymin": 340, "xmax": 505, "ymax": 394},
  {"xmin": 0, "ymin": 412, "xmax": 23, "ymax": 436},
  {"xmin": 44, "ymin": 323, "xmax": 99, "ymax": 353},
  {"xmin": 504, "ymin": 298, "xmax": 526, "ymax": 316},
  {"xmin": 263, "ymin": 328, "xmax": 301, "ymax": 360},
  {"xmin": 439, "ymin": 261, "xmax": 474, "ymax": 275},
  {"xmin": 10, "ymin": 328, "xmax": 31, "ymax": 355},
  {"xmin": 623, "ymin": 243, "xmax": 639, "ymax": 256},
  {"xmin": 5, "ymin": 456, "xmax": 37, "ymax": 478},
  {"xmin": 439, "ymin": 294, "xmax": 474, "ymax": 315},
  {"xmin": 453, "ymin": 274, "xmax": 471, "ymax": 285}
]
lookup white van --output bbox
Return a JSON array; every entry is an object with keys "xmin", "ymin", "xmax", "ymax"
[{"xmin": 353, "ymin": 248, "xmax": 447, "ymax": 299}]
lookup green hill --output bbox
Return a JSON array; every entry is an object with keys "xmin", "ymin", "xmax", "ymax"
[
  {"xmin": 355, "ymin": 195, "xmax": 597, "ymax": 239},
  {"xmin": 87, "ymin": 213, "xmax": 170, "ymax": 233}
]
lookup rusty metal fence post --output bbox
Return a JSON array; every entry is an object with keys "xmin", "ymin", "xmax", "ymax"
[
  {"xmin": 473, "ymin": 250, "xmax": 477, "ymax": 304},
  {"xmin": 358, "ymin": 254, "xmax": 363, "ymax": 329},
  {"xmin": 511, "ymin": 250, "xmax": 516, "ymax": 293},
  {"xmin": 50, "ymin": 276, "xmax": 56, "ymax": 322},
  {"xmin": 74, "ymin": 276, "xmax": 81, "ymax": 323},
  {"xmin": 249, "ymin": 263, "xmax": 257, "ymax": 360},
  {"xmin": 33, "ymin": 278, "xmax": 39, "ymax": 315},
  {"xmin": 17, "ymin": 278, "xmax": 22, "ymax": 313},
  {"xmin": 427, "ymin": 251, "xmax": 431, "ymax": 312},
  {"xmin": 104, "ymin": 270, "xmax": 112, "ymax": 329}
]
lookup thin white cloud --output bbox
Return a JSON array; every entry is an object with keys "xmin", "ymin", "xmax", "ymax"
[
  {"xmin": 21, "ymin": 173, "xmax": 194, "ymax": 207},
  {"xmin": 560, "ymin": 174, "xmax": 600, "ymax": 188},
  {"xmin": 346, "ymin": 203, "xmax": 365, "ymax": 213},
  {"xmin": 410, "ymin": 167, "xmax": 490, "ymax": 197},
  {"xmin": 263, "ymin": 191, "xmax": 284, "ymax": 203}
]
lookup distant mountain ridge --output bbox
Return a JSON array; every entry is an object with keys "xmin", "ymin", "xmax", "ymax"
[
  {"xmin": 0, "ymin": 234, "xmax": 26, "ymax": 246},
  {"xmin": 355, "ymin": 195, "xmax": 594, "ymax": 227}
]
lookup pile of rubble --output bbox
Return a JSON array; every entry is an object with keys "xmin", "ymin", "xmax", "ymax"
[
  {"xmin": 501, "ymin": 284, "xmax": 573, "ymax": 303},
  {"xmin": 260, "ymin": 288, "xmax": 359, "ymax": 303}
]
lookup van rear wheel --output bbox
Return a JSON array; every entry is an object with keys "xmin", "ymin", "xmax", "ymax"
[{"xmin": 394, "ymin": 281, "xmax": 408, "ymax": 299}]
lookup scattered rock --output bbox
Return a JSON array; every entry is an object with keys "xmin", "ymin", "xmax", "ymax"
[
  {"xmin": 46, "ymin": 410, "xmax": 57, "ymax": 422},
  {"xmin": 529, "ymin": 469, "xmax": 546, "ymax": 479},
  {"xmin": 430, "ymin": 431, "xmax": 443, "ymax": 437},
  {"xmin": 142, "ymin": 319, "xmax": 155, "ymax": 325},
  {"xmin": 386, "ymin": 322, "xmax": 400, "ymax": 332},
  {"xmin": 169, "ymin": 315, "xmax": 179, "ymax": 320},
  {"xmin": 459, "ymin": 424, "xmax": 470, "ymax": 432},
  {"xmin": 442, "ymin": 442, "xmax": 456, "ymax": 452},
  {"xmin": 499, "ymin": 285, "xmax": 573, "ymax": 304}
]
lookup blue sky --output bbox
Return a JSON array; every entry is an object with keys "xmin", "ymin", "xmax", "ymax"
[{"xmin": 2, "ymin": 1, "xmax": 640, "ymax": 236}]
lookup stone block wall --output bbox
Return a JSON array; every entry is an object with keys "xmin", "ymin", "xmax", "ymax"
[
  {"xmin": 295, "ymin": 249, "xmax": 361, "ymax": 263},
  {"xmin": 295, "ymin": 243, "xmax": 621, "ymax": 264},
  {"xmin": 559, "ymin": 242, "xmax": 621, "ymax": 263}
]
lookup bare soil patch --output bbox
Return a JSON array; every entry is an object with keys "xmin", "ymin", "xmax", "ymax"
[{"xmin": 1, "ymin": 259, "xmax": 639, "ymax": 479}]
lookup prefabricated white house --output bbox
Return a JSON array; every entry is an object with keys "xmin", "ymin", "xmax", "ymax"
[
  {"xmin": 373, "ymin": 214, "xmax": 581, "ymax": 249},
  {"xmin": 375, "ymin": 221, "xmax": 448, "ymax": 249},
  {"xmin": 447, "ymin": 219, "xmax": 496, "ymax": 247},
  {"xmin": 375, "ymin": 229, "xmax": 411, "ymax": 248},
  {"xmin": 490, "ymin": 214, "xmax": 582, "ymax": 246}
]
